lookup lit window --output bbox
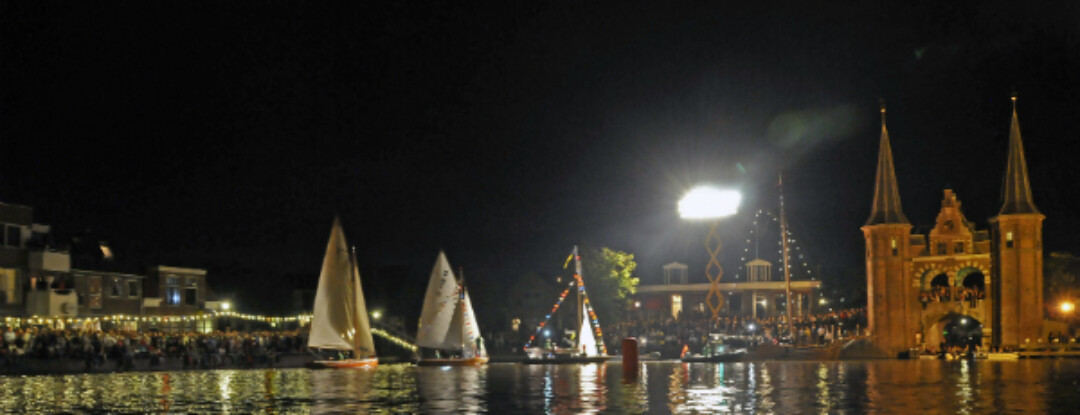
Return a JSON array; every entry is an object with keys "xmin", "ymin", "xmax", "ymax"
[
  {"xmin": 166, "ymin": 287, "xmax": 181, "ymax": 305},
  {"xmin": 671, "ymin": 294, "xmax": 683, "ymax": 319},
  {"xmin": 1006, "ymin": 232, "xmax": 1014, "ymax": 248},
  {"xmin": 891, "ymin": 239, "xmax": 898, "ymax": 256}
]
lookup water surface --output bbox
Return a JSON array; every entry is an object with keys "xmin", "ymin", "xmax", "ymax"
[{"xmin": 1, "ymin": 360, "xmax": 1078, "ymax": 414}]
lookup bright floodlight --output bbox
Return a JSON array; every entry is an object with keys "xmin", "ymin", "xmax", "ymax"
[{"xmin": 679, "ymin": 187, "xmax": 741, "ymax": 219}]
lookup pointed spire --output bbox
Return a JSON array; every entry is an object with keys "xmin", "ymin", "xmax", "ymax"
[
  {"xmin": 865, "ymin": 100, "xmax": 910, "ymax": 226},
  {"xmin": 998, "ymin": 93, "xmax": 1040, "ymax": 215}
]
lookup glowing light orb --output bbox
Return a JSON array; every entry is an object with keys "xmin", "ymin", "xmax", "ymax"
[
  {"xmin": 1061, "ymin": 301, "xmax": 1076, "ymax": 313},
  {"xmin": 679, "ymin": 187, "xmax": 741, "ymax": 219}
]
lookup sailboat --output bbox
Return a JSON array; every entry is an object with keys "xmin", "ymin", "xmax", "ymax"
[
  {"xmin": 523, "ymin": 246, "xmax": 609, "ymax": 364},
  {"xmin": 307, "ymin": 218, "xmax": 378, "ymax": 368},
  {"xmin": 680, "ymin": 175, "xmax": 859, "ymax": 362},
  {"xmin": 416, "ymin": 251, "xmax": 488, "ymax": 366}
]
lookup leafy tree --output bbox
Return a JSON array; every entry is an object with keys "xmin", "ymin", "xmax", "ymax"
[{"xmin": 579, "ymin": 246, "xmax": 639, "ymax": 326}]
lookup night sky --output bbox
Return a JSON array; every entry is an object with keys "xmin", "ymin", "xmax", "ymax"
[{"xmin": 2, "ymin": 2, "xmax": 1078, "ymax": 314}]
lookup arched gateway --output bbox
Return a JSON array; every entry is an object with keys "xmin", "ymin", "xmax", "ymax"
[{"xmin": 862, "ymin": 98, "xmax": 1046, "ymax": 357}]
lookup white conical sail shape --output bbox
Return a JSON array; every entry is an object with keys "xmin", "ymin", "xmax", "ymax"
[
  {"xmin": 350, "ymin": 250, "xmax": 376, "ymax": 358},
  {"xmin": 416, "ymin": 252, "xmax": 462, "ymax": 349},
  {"xmin": 308, "ymin": 219, "xmax": 359, "ymax": 351},
  {"xmin": 443, "ymin": 290, "xmax": 464, "ymax": 350},
  {"xmin": 577, "ymin": 313, "xmax": 598, "ymax": 356},
  {"xmin": 460, "ymin": 289, "xmax": 482, "ymax": 356}
]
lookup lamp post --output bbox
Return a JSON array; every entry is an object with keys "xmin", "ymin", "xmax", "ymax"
[{"xmin": 679, "ymin": 186, "xmax": 741, "ymax": 321}]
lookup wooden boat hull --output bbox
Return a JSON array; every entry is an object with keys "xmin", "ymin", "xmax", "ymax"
[
  {"xmin": 417, "ymin": 356, "xmax": 489, "ymax": 366},
  {"xmin": 311, "ymin": 358, "xmax": 378, "ymax": 369},
  {"xmin": 520, "ymin": 356, "xmax": 610, "ymax": 365}
]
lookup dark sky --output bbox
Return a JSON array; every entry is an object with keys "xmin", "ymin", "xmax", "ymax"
[{"xmin": 2, "ymin": 1, "xmax": 1079, "ymax": 312}]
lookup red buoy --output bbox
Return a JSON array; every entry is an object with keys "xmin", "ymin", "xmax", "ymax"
[{"xmin": 622, "ymin": 337, "xmax": 639, "ymax": 381}]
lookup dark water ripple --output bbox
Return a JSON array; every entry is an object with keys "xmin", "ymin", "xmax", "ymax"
[{"xmin": 1, "ymin": 360, "xmax": 1078, "ymax": 414}]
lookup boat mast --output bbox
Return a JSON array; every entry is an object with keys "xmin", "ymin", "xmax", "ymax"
[
  {"xmin": 350, "ymin": 246, "xmax": 361, "ymax": 358},
  {"xmin": 459, "ymin": 266, "xmax": 466, "ymax": 355},
  {"xmin": 779, "ymin": 174, "xmax": 797, "ymax": 343},
  {"xmin": 574, "ymin": 246, "xmax": 583, "ymax": 352}
]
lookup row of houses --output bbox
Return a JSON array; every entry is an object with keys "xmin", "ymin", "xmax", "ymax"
[{"xmin": 1, "ymin": 202, "xmax": 224, "ymax": 332}]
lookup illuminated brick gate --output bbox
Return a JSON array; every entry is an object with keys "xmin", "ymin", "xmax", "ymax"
[{"xmin": 862, "ymin": 98, "xmax": 1046, "ymax": 357}]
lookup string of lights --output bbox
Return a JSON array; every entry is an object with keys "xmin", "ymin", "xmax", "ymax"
[
  {"xmin": 735, "ymin": 208, "xmax": 817, "ymax": 281},
  {"xmin": 575, "ymin": 274, "xmax": 608, "ymax": 355},
  {"xmin": 2, "ymin": 311, "xmax": 312, "ymax": 326},
  {"xmin": 521, "ymin": 274, "xmax": 609, "ymax": 355},
  {"xmin": 370, "ymin": 328, "xmax": 418, "ymax": 352},
  {"xmin": 524, "ymin": 280, "xmax": 575, "ymax": 351},
  {"xmin": 3, "ymin": 312, "xmax": 419, "ymax": 350}
]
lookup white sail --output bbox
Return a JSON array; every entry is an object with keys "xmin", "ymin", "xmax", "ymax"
[
  {"xmin": 577, "ymin": 313, "xmax": 598, "ymax": 356},
  {"xmin": 416, "ymin": 252, "xmax": 462, "ymax": 350},
  {"xmin": 459, "ymin": 289, "xmax": 483, "ymax": 357},
  {"xmin": 350, "ymin": 249, "xmax": 376, "ymax": 358},
  {"xmin": 443, "ymin": 290, "xmax": 464, "ymax": 350},
  {"xmin": 308, "ymin": 218, "xmax": 360, "ymax": 351},
  {"xmin": 439, "ymin": 286, "xmax": 483, "ymax": 355}
]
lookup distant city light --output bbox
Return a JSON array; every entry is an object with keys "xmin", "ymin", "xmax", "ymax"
[
  {"xmin": 372, "ymin": 310, "xmax": 382, "ymax": 320},
  {"xmin": 634, "ymin": 301, "xmax": 641, "ymax": 309},
  {"xmin": 544, "ymin": 329, "xmax": 551, "ymax": 337},
  {"xmin": 960, "ymin": 318, "xmax": 968, "ymax": 325},
  {"xmin": 819, "ymin": 298, "xmax": 828, "ymax": 305},
  {"xmin": 679, "ymin": 187, "xmax": 741, "ymax": 219}
]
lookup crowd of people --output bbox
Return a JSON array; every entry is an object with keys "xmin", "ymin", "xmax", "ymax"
[
  {"xmin": 604, "ymin": 308, "xmax": 867, "ymax": 355},
  {"xmin": 1, "ymin": 326, "xmax": 307, "ymax": 370},
  {"xmin": 920, "ymin": 286, "xmax": 985, "ymax": 307}
]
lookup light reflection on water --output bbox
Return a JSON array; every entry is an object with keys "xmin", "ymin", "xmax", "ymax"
[{"xmin": 0, "ymin": 360, "xmax": 1078, "ymax": 414}]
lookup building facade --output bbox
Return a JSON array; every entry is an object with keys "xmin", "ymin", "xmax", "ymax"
[
  {"xmin": 634, "ymin": 261, "xmax": 822, "ymax": 320},
  {"xmin": 862, "ymin": 98, "xmax": 1045, "ymax": 357},
  {"xmin": 0, "ymin": 202, "xmax": 220, "ymax": 332}
]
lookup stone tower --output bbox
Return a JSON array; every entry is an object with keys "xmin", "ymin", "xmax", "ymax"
[
  {"xmin": 989, "ymin": 96, "xmax": 1045, "ymax": 349},
  {"xmin": 861, "ymin": 103, "xmax": 916, "ymax": 357}
]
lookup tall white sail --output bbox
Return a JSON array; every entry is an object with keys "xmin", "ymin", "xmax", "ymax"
[
  {"xmin": 350, "ymin": 249, "xmax": 376, "ymax": 358},
  {"xmin": 459, "ymin": 289, "xmax": 483, "ymax": 356},
  {"xmin": 416, "ymin": 252, "xmax": 462, "ymax": 349},
  {"xmin": 308, "ymin": 218, "xmax": 358, "ymax": 351},
  {"xmin": 577, "ymin": 313, "xmax": 598, "ymax": 357}
]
